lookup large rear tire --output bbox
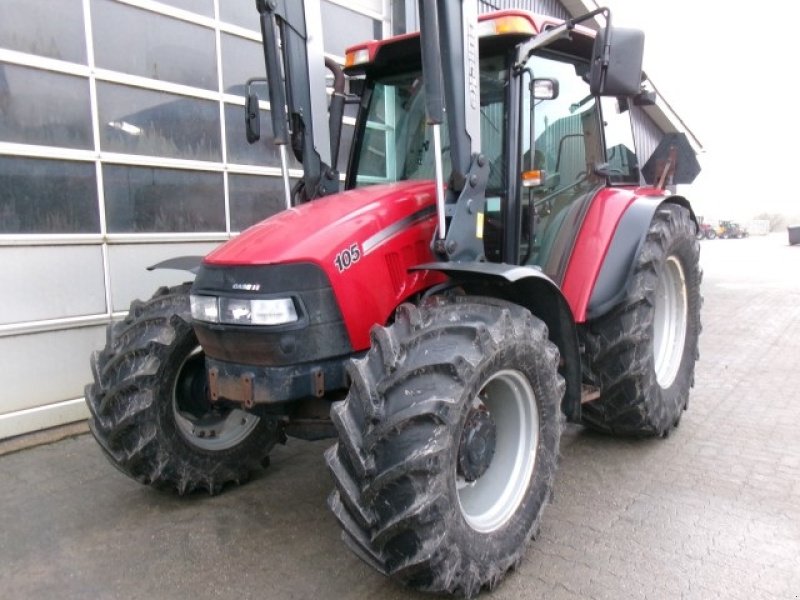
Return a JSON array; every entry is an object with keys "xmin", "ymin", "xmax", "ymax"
[
  {"xmin": 85, "ymin": 284, "xmax": 280, "ymax": 494},
  {"xmin": 326, "ymin": 297, "xmax": 564, "ymax": 597},
  {"xmin": 581, "ymin": 203, "xmax": 702, "ymax": 436}
]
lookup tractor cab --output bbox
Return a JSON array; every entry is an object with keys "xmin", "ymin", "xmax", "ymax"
[{"xmin": 343, "ymin": 10, "xmax": 644, "ymax": 282}]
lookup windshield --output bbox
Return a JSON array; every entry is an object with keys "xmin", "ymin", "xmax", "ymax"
[{"xmin": 352, "ymin": 54, "xmax": 508, "ymax": 191}]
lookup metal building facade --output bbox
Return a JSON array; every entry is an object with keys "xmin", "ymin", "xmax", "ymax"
[
  {"xmin": 0, "ymin": 0, "xmax": 386, "ymax": 439},
  {"xmin": 479, "ymin": 0, "xmax": 570, "ymax": 19}
]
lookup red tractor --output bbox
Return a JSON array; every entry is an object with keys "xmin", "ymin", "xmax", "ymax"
[
  {"xmin": 696, "ymin": 219, "xmax": 716, "ymax": 240},
  {"xmin": 86, "ymin": 1, "xmax": 702, "ymax": 596}
]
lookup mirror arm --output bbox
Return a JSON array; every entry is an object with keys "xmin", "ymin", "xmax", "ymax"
[
  {"xmin": 245, "ymin": 77, "xmax": 267, "ymax": 93},
  {"xmin": 514, "ymin": 7, "xmax": 611, "ymax": 71},
  {"xmin": 598, "ymin": 9, "xmax": 612, "ymax": 67}
]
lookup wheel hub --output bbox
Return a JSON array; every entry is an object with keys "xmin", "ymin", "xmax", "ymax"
[
  {"xmin": 173, "ymin": 346, "xmax": 261, "ymax": 452},
  {"xmin": 457, "ymin": 402, "xmax": 497, "ymax": 483},
  {"xmin": 456, "ymin": 369, "xmax": 539, "ymax": 533},
  {"xmin": 653, "ymin": 255, "xmax": 688, "ymax": 388}
]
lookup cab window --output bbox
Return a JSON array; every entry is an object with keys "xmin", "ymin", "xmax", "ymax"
[{"xmin": 520, "ymin": 52, "xmax": 604, "ymax": 276}]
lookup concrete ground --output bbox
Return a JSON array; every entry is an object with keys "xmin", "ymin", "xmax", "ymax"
[{"xmin": 1, "ymin": 233, "xmax": 799, "ymax": 600}]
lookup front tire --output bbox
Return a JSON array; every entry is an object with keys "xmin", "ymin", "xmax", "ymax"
[
  {"xmin": 326, "ymin": 297, "xmax": 564, "ymax": 597},
  {"xmin": 85, "ymin": 284, "xmax": 280, "ymax": 494},
  {"xmin": 581, "ymin": 203, "xmax": 702, "ymax": 436}
]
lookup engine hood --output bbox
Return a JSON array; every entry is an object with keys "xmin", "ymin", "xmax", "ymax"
[{"xmin": 205, "ymin": 180, "xmax": 437, "ymax": 266}]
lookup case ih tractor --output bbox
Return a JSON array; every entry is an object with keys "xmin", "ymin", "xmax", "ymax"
[{"xmin": 86, "ymin": 0, "xmax": 702, "ymax": 596}]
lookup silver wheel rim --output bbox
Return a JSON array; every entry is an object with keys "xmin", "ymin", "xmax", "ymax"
[
  {"xmin": 653, "ymin": 256, "xmax": 688, "ymax": 388},
  {"xmin": 173, "ymin": 346, "xmax": 260, "ymax": 451},
  {"xmin": 457, "ymin": 369, "xmax": 539, "ymax": 533}
]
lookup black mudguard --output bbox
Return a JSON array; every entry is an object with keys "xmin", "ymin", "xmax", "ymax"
[
  {"xmin": 146, "ymin": 255, "xmax": 204, "ymax": 275},
  {"xmin": 414, "ymin": 261, "xmax": 582, "ymax": 423},
  {"xmin": 587, "ymin": 196, "xmax": 696, "ymax": 320}
]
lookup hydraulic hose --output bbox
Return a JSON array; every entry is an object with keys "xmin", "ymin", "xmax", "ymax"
[{"xmin": 325, "ymin": 57, "xmax": 346, "ymax": 171}]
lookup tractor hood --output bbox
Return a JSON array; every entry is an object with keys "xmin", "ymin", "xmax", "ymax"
[{"xmin": 205, "ymin": 180, "xmax": 437, "ymax": 267}]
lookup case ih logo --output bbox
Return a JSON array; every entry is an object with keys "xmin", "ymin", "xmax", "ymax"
[
  {"xmin": 466, "ymin": 20, "xmax": 478, "ymax": 110},
  {"xmin": 231, "ymin": 283, "xmax": 261, "ymax": 291}
]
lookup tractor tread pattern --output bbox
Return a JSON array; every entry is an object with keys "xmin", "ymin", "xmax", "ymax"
[
  {"xmin": 581, "ymin": 204, "xmax": 702, "ymax": 436},
  {"xmin": 85, "ymin": 284, "xmax": 275, "ymax": 495},
  {"xmin": 327, "ymin": 296, "xmax": 563, "ymax": 597}
]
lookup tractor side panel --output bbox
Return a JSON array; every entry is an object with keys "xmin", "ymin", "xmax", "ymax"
[
  {"xmin": 562, "ymin": 186, "xmax": 667, "ymax": 322},
  {"xmin": 204, "ymin": 180, "xmax": 444, "ymax": 351},
  {"xmin": 331, "ymin": 208, "xmax": 445, "ymax": 349}
]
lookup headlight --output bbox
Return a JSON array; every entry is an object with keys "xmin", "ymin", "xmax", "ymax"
[
  {"xmin": 249, "ymin": 298, "xmax": 298, "ymax": 325},
  {"xmin": 190, "ymin": 294, "xmax": 219, "ymax": 323},
  {"xmin": 190, "ymin": 294, "xmax": 298, "ymax": 326}
]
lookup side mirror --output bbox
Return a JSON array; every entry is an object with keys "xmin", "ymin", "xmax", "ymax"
[
  {"xmin": 245, "ymin": 90, "xmax": 260, "ymax": 144},
  {"xmin": 531, "ymin": 78, "xmax": 559, "ymax": 100},
  {"xmin": 589, "ymin": 26, "xmax": 644, "ymax": 97}
]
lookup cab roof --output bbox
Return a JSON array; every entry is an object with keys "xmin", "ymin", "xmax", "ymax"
[{"xmin": 343, "ymin": 10, "xmax": 595, "ymax": 76}]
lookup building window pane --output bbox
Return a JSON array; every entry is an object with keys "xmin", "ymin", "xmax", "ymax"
[
  {"xmin": 219, "ymin": 1, "xmax": 260, "ymax": 32},
  {"xmin": 97, "ymin": 82, "xmax": 221, "ymax": 161},
  {"xmin": 0, "ymin": 157, "xmax": 99, "ymax": 234},
  {"xmin": 103, "ymin": 165, "xmax": 224, "ymax": 233},
  {"xmin": 91, "ymin": 0, "xmax": 217, "ymax": 90},
  {"xmin": 229, "ymin": 174, "xmax": 292, "ymax": 231},
  {"xmin": 0, "ymin": 63, "xmax": 93, "ymax": 149},
  {"xmin": 225, "ymin": 103, "xmax": 300, "ymax": 169},
  {"xmin": 320, "ymin": 2, "xmax": 380, "ymax": 56},
  {"xmin": 221, "ymin": 33, "xmax": 264, "ymax": 96},
  {"xmin": 0, "ymin": 0, "xmax": 87, "ymax": 64},
  {"xmin": 156, "ymin": 0, "xmax": 213, "ymax": 17}
]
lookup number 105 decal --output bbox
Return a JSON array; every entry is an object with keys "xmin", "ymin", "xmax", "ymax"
[{"xmin": 334, "ymin": 243, "xmax": 362, "ymax": 272}]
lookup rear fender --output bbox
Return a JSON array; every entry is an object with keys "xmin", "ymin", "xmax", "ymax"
[
  {"xmin": 414, "ymin": 262, "xmax": 582, "ymax": 423},
  {"xmin": 586, "ymin": 196, "xmax": 696, "ymax": 320}
]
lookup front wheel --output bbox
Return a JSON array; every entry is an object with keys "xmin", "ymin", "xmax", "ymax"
[
  {"xmin": 326, "ymin": 297, "xmax": 564, "ymax": 597},
  {"xmin": 85, "ymin": 284, "xmax": 280, "ymax": 494}
]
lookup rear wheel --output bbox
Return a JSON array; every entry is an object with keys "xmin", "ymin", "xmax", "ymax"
[
  {"xmin": 581, "ymin": 204, "xmax": 702, "ymax": 436},
  {"xmin": 86, "ymin": 284, "xmax": 280, "ymax": 494},
  {"xmin": 326, "ymin": 297, "xmax": 564, "ymax": 597},
  {"xmin": 705, "ymin": 229, "xmax": 716, "ymax": 240}
]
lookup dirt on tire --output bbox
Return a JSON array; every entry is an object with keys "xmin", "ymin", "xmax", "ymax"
[
  {"xmin": 580, "ymin": 203, "xmax": 702, "ymax": 436},
  {"xmin": 85, "ymin": 284, "xmax": 279, "ymax": 494},
  {"xmin": 326, "ymin": 296, "xmax": 564, "ymax": 597}
]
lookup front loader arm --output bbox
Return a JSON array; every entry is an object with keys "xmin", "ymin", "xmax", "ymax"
[
  {"xmin": 418, "ymin": 0, "xmax": 489, "ymax": 263},
  {"xmin": 256, "ymin": 0, "xmax": 340, "ymax": 204}
]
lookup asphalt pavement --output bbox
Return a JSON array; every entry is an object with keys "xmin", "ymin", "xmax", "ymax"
[{"xmin": 1, "ymin": 233, "xmax": 799, "ymax": 599}]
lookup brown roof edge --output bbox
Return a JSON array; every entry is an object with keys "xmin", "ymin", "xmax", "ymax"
[{"xmin": 640, "ymin": 73, "xmax": 704, "ymax": 152}]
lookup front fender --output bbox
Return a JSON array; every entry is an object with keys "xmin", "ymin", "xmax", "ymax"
[
  {"xmin": 146, "ymin": 255, "xmax": 204, "ymax": 275},
  {"xmin": 414, "ymin": 262, "xmax": 582, "ymax": 423}
]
